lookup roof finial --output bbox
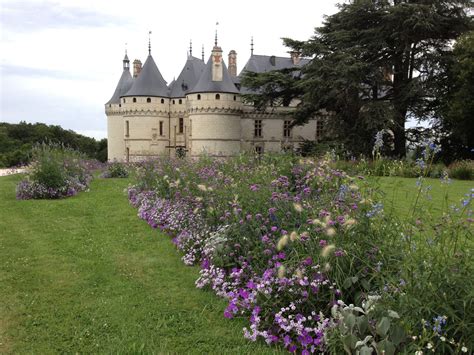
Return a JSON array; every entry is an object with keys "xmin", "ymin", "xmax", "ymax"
[
  {"xmin": 189, "ymin": 40, "xmax": 193, "ymax": 57},
  {"xmin": 202, "ymin": 44, "xmax": 205, "ymax": 61},
  {"xmin": 125, "ymin": 42, "xmax": 128, "ymax": 56},
  {"xmin": 215, "ymin": 21, "xmax": 219, "ymax": 46},
  {"xmin": 251, "ymin": 36, "xmax": 254, "ymax": 56},
  {"xmin": 148, "ymin": 30, "xmax": 152, "ymax": 55}
]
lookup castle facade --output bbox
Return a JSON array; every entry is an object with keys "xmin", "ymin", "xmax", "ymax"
[{"xmin": 105, "ymin": 39, "xmax": 324, "ymax": 161}]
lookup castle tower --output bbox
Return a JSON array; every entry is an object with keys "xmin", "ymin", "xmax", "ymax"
[
  {"xmin": 105, "ymin": 52, "xmax": 134, "ymax": 161},
  {"xmin": 168, "ymin": 52, "xmax": 206, "ymax": 156},
  {"xmin": 118, "ymin": 38, "xmax": 171, "ymax": 161},
  {"xmin": 186, "ymin": 40, "xmax": 242, "ymax": 157}
]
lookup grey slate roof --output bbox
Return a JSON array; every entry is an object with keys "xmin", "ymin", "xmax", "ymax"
[
  {"xmin": 238, "ymin": 54, "xmax": 310, "ymax": 94},
  {"xmin": 239, "ymin": 54, "xmax": 310, "ymax": 75},
  {"xmin": 169, "ymin": 56, "xmax": 206, "ymax": 98},
  {"xmin": 106, "ymin": 67, "xmax": 133, "ymax": 105},
  {"xmin": 188, "ymin": 55, "xmax": 239, "ymax": 94},
  {"xmin": 123, "ymin": 54, "xmax": 168, "ymax": 97}
]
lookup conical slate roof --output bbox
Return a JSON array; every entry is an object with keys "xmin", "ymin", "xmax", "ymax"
[
  {"xmin": 188, "ymin": 55, "xmax": 239, "ymax": 94},
  {"xmin": 169, "ymin": 56, "xmax": 206, "ymax": 98},
  {"xmin": 106, "ymin": 67, "xmax": 133, "ymax": 105},
  {"xmin": 123, "ymin": 54, "xmax": 168, "ymax": 97}
]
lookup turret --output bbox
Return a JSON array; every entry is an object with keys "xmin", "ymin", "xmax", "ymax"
[{"xmin": 186, "ymin": 35, "xmax": 242, "ymax": 157}]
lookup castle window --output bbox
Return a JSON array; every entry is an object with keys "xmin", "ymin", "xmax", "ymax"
[
  {"xmin": 126, "ymin": 147, "xmax": 130, "ymax": 163},
  {"xmin": 178, "ymin": 117, "xmax": 184, "ymax": 134},
  {"xmin": 133, "ymin": 98, "xmax": 137, "ymax": 103},
  {"xmin": 255, "ymin": 146, "xmax": 264, "ymax": 155},
  {"xmin": 233, "ymin": 95, "xmax": 236, "ymax": 101},
  {"xmin": 119, "ymin": 104, "xmax": 121, "ymax": 108},
  {"xmin": 179, "ymin": 99, "xmax": 182, "ymax": 104},
  {"xmin": 159, "ymin": 121, "xmax": 164, "ymax": 136},
  {"xmin": 173, "ymin": 100, "xmax": 176, "ymax": 104},
  {"xmin": 123, "ymin": 98, "xmax": 126, "ymax": 103},
  {"xmin": 254, "ymin": 120, "xmax": 262, "ymax": 138},
  {"xmin": 125, "ymin": 120, "xmax": 130, "ymax": 137},
  {"xmin": 283, "ymin": 120, "xmax": 292, "ymax": 138},
  {"xmin": 316, "ymin": 120, "xmax": 324, "ymax": 140},
  {"xmin": 109, "ymin": 104, "xmax": 111, "ymax": 108},
  {"xmin": 147, "ymin": 97, "xmax": 151, "ymax": 103},
  {"xmin": 215, "ymin": 94, "xmax": 220, "ymax": 100},
  {"xmin": 161, "ymin": 98, "xmax": 165, "ymax": 104},
  {"xmin": 197, "ymin": 94, "xmax": 201, "ymax": 100}
]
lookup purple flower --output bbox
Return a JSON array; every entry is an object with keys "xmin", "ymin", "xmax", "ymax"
[{"xmin": 335, "ymin": 249, "xmax": 345, "ymax": 257}]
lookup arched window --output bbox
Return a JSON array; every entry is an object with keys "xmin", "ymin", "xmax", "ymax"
[
  {"xmin": 133, "ymin": 98, "xmax": 137, "ymax": 103},
  {"xmin": 215, "ymin": 94, "xmax": 220, "ymax": 100},
  {"xmin": 197, "ymin": 94, "xmax": 201, "ymax": 100},
  {"xmin": 161, "ymin": 98, "xmax": 165, "ymax": 104},
  {"xmin": 179, "ymin": 99, "xmax": 182, "ymax": 104},
  {"xmin": 147, "ymin": 97, "xmax": 151, "ymax": 103}
]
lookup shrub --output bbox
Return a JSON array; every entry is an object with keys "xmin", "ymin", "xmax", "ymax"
[
  {"xmin": 448, "ymin": 160, "xmax": 474, "ymax": 180},
  {"xmin": 16, "ymin": 143, "xmax": 92, "ymax": 199},
  {"xmin": 100, "ymin": 161, "xmax": 129, "ymax": 178}
]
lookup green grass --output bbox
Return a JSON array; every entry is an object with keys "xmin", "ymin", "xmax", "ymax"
[
  {"xmin": 0, "ymin": 174, "xmax": 280, "ymax": 354},
  {"xmin": 1, "ymin": 174, "xmax": 471, "ymax": 354},
  {"xmin": 372, "ymin": 176, "xmax": 473, "ymax": 219}
]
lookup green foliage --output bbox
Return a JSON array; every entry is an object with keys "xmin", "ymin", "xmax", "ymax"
[
  {"xmin": 241, "ymin": 0, "xmax": 471, "ymax": 157},
  {"xmin": 0, "ymin": 121, "xmax": 107, "ymax": 167},
  {"xmin": 102, "ymin": 161, "xmax": 129, "ymax": 178},
  {"xmin": 448, "ymin": 160, "xmax": 474, "ymax": 180},
  {"xmin": 328, "ymin": 298, "xmax": 405, "ymax": 355}
]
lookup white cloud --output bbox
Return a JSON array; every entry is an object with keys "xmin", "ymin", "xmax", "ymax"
[{"xmin": 0, "ymin": 0, "xmax": 341, "ymax": 138}]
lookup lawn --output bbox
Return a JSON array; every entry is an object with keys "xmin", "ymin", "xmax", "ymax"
[
  {"xmin": 0, "ymin": 173, "xmax": 471, "ymax": 354},
  {"xmin": 0, "ymin": 174, "xmax": 280, "ymax": 354},
  {"xmin": 372, "ymin": 176, "xmax": 473, "ymax": 219}
]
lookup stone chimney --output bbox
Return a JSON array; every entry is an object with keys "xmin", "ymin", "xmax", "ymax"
[
  {"xmin": 228, "ymin": 50, "xmax": 237, "ymax": 77},
  {"xmin": 211, "ymin": 45, "xmax": 223, "ymax": 82},
  {"xmin": 133, "ymin": 59, "xmax": 142, "ymax": 78},
  {"xmin": 289, "ymin": 51, "xmax": 301, "ymax": 65}
]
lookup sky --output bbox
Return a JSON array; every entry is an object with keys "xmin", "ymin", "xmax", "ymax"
[{"xmin": 0, "ymin": 0, "xmax": 342, "ymax": 140}]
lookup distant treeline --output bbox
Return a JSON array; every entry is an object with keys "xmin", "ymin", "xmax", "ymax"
[{"xmin": 0, "ymin": 122, "xmax": 107, "ymax": 167}]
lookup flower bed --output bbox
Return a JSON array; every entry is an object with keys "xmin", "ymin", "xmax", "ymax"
[
  {"xmin": 128, "ymin": 154, "xmax": 472, "ymax": 354},
  {"xmin": 16, "ymin": 144, "xmax": 93, "ymax": 199}
]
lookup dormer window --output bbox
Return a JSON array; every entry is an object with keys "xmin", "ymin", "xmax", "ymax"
[
  {"xmin": 215, "ymin": 94, "xmax": 220, "ymax": 100},
  {"xmin": 147, "ymin": 98, "xmax": 151, "ymax": 103}
]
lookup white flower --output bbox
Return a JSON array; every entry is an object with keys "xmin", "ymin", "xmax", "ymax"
[
  {"xmin": 426, "ymin": 342, "xmax": 433, "ymax": 349},
  {"xmin": 325, "ymin": 227, "xmax": 336, "ymax": 237},
  {"xmin": 277, "ymin": 235, "xmax": 289, "ymax": 251},
  {"xmin": 415, "ymin": 351, "xmax": 423, "ymax": 355},
  {"xmin": 289, "ymin": 231, "xmax": 299, "ymax": 242},
  {"xmin": 461, "ymin": 346, "xmax": 468, "ymax": 353},
  {"xmin": 293, "ymin": 203, "xmax": 303, "ymax": 212},
  {"xmin": 440, "ymin": 337, "xmax": 446, "ymax": 342}
]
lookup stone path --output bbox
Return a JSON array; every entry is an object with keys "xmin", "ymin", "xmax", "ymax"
[{"xmin": 0, "ymin": 168, "xmax": 26, "ymax": 177}]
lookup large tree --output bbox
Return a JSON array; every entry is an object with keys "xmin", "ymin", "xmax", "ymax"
[{"xmin": 241, "ymin": 0, "xmax": 472, "ymax": 157}]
